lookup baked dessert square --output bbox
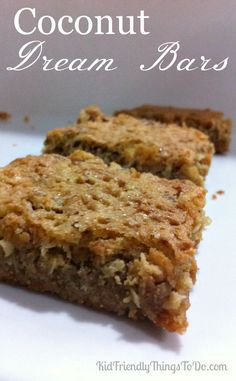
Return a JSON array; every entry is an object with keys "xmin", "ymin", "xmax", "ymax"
[
  {"xmin": 0, "ymin": 150, "xmax": 206, "ymax": 333},
  {"xmin": 43, "ymin": 106, "xmax": 214, "ymax": 186},
  {"xmin": 114, "ymin": 104, "xmax": 232, "ymax": 153}
]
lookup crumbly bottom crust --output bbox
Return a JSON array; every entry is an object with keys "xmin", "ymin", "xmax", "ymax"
[{"xmin": 0, "ymin": 244, "xmax": 193, "ymax": 333}]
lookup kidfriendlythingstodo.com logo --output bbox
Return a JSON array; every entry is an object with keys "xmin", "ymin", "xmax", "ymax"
[
  {"xmin": 7, "ymin": 7, "xmax": 229, "ymax": 73},
  {"xmin": 96, "ymin": 360, "xmax": 228, "ymax": 374}
]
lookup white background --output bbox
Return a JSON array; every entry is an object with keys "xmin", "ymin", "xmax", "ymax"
[{"xmin": 0, "ymin": 1, "xmax": 236, "ymax": 381}]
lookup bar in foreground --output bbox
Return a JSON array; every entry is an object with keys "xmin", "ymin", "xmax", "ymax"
[{"xmin": 0, "ymin": 150, "xmax": 206, "ymax": 333}]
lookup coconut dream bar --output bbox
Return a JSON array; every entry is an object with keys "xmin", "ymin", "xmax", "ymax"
[
  {"xmin": 0, "ymin": 150, "xmax": 207, "ymax": 333},
  {"xmin": 43, "ymin": 106, "xmax": 214, "ymax": 186},
  {"xmin": 114, "ymin": 104, "xmax": 232, "ymax": 153}
]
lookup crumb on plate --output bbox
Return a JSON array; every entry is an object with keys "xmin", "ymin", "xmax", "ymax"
[
  {"xmin": 0, "ymin": 112, "xmax": 11, "ymax": 121},
  {"xmin": 216, "ymin": 190, "xmax": 225, "ymax": 195},
  {"xmin": 23, "ymin": 115, "xmax": 30, "ymax": 124}
]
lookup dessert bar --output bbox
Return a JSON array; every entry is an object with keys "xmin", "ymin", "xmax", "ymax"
[
  {"xmin": 44, "ymin": 106, "xmax": 214, "ymax": 185},
  {"xmin": 115, "ymin": 104, "xmax": 232, "ymax": 153},
  {"xmin": 0, "ymin": 150, "xmax": 206, "ymax": 333}
]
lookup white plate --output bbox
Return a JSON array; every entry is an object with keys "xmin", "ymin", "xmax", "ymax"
[{"xmin": 0, "ymin": 117, "xmax": 235, "ymax": 381}]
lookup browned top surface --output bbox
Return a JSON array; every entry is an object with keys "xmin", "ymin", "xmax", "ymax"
[
  {"xmin": 114, "ymin": 104, "xmax": 227, "ymax": 124},
  {"xmin": 45, "ymin": 106, "xmax": 213, "ymax": 168},
  {"xmin": 0, "ymin": 150, "xmax": 205, "ymax": 260}
]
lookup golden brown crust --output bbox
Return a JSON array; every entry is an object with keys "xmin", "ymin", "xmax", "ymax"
[
  {"xmin": 0, "ymin": 150, "xmax": 206, "ymax": 333},
  {"xmin": 44, "ymin": 106, "xmax": 214, "ymax": 185},
  {"xmin": 114, "ymin": 104, "xmax": 232, "ymax": 154}
]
